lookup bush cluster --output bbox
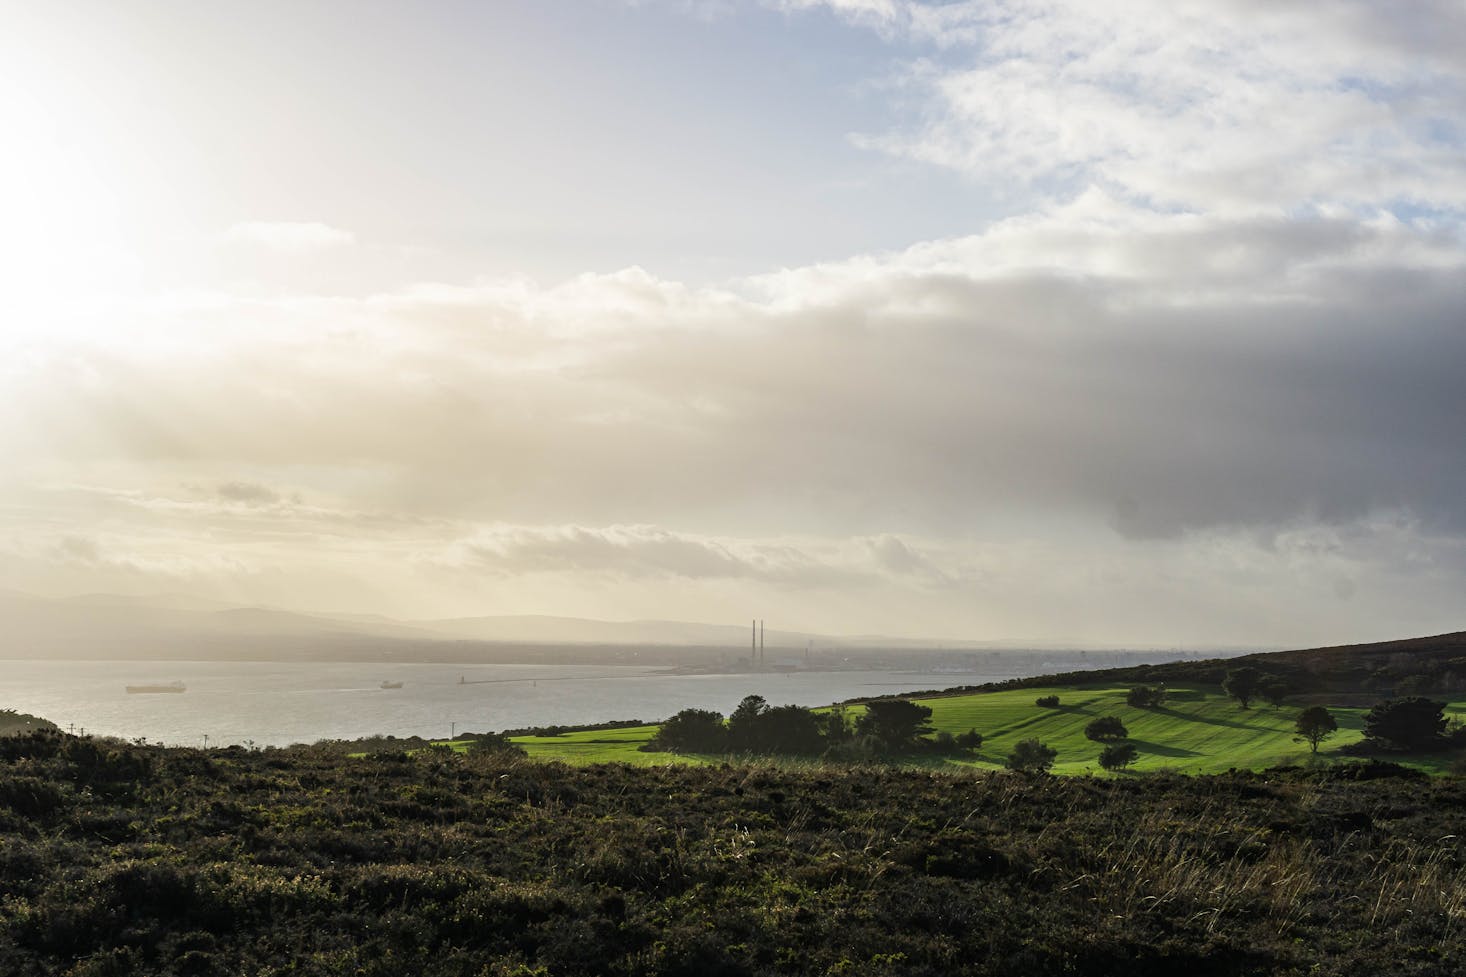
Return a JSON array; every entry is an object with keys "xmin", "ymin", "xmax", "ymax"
[{"xmin": 646, "ymin": 697, "xmax": 973, "ymax": 760}]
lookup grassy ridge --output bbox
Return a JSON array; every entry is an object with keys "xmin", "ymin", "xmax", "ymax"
[{"xmin": 490, "ymin": 685, "xmax": 1466, "ymax": 773}]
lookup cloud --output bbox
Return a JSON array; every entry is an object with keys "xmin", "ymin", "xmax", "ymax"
[
  {"xmin": 223, "ymin": 221, "xmax": 356, "ymax": 253},
  {"xmin": 13, "ymin": 202, "xmax": 1466, "ymax": 545},
  {"xmin": 438, "ymin": 524, "xmax": 875, "ymax": 587},
  {"xmin": 43, "ymin": 533, "xmax": 252, "ymax": 579},
  {"xmin": 215, "ymin": 481, "xmax": 282, "ymax": 506},
  {"xmin": 789, "ymin": 0, "xmax": 1466, "ymax": 216},
  {"xmin": 863, "ymin": 534, "xmax": 950, "ymax": 585},
  {"xmin": 5, "ymin": 0, "xmax": 1465, "ymax": 643}
]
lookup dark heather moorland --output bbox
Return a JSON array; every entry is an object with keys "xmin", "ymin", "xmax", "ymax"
[{"xmin": 1, "ymin": 730, "xmax": 1465, "ymax": 977}]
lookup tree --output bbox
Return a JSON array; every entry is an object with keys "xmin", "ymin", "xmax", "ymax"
[
  {"xmin": 649, "ymin": 708, "xmax": 726, "ymax": 753},
  {"xmin": 1223, "ymin": 667, "xmax": 1263, "ymax": 709},
  {"xmin": 1363, "ymin": 697, "xmax": 1448, "ymax": 752},
  {"xmin": 1097, "ymin": 742, "xmax": 1138, "ymax": 771},
  {"xmin": 1035, "ymin": 695, "xmax": 1061, "ymax": 708},
  {"xmin": 757, "ymin": 704, "xmax": 825, "ymax": 755},
  {"xmin": 724, "ymin": 697, "xmax": 826, "ymax": 755},
  {"xmin": 855, "ymin": 699, "xmax": 934, "ymax": 752},
  {"xmin": 1292, "ymin": 706, "xmax": 1338, "ymax": 754},
  {"xmin": 1126, "ymin": 686, "xmax": 1165, "ymax": 709},
  {"xmin": 821, "ymin": 705, "xmax": 853, "ymax": 745},
  {"xmin": 1007, "ymin": 738, "xmax": 1057, "ymax": 774},
  {"xmin": 1084, "ymin": 716, "xmax": 1128, "ymax": 741},
  {"xmin": 727, "ymin": 695, "xmax": 770, "ymax": 752},
  {"xmin": 1258, "ymin": 676, "xmax": 1290, "ymax": 708}
]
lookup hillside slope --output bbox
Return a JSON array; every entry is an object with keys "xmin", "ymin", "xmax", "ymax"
[{"xmin": 969, "ymin": 629, "xmax": 1466, "ymax": 697}]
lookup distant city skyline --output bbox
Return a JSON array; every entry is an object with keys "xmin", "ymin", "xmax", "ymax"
[{"xmin": 3, "ymin": 1, "xmax": 1465, "ymax": 647}]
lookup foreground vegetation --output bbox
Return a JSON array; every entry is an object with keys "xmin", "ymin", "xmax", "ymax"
[{"xmin": 2, "ymin": 731, "xmax": 1464, "ymax": 976}]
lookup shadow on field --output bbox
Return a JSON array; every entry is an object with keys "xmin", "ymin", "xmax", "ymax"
[
  {"xmin": 1128, "ymin": 739, "xmax": 1201, "ymax": 758},
  {"xmin": 1150, "ymin": 705, "xmax": 1253, "ymax": 730},
  {"xmin": 1155, "ymin": 688, "xmax": 1206, "ymax": 702}
]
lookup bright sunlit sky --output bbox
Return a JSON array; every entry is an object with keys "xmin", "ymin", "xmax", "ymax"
[{"xmin": 3, "ymin": 0, "xmax": 1465, "ymax": 646}]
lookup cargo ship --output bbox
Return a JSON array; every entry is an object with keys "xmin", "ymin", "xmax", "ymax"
[
  {"xmin": 380, "ymin": 680, "xmax": 403, "ymax": 689},
  {"xmin": 125, "ymin": 680, "xmax": 186, "ymax": 694}
]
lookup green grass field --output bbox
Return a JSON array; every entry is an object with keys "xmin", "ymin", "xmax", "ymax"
[
  {"xmin": 442, "ymin": 724, "xmax": 694, "ymax": 766},
  {"xmin": 472, "ymin": 684, "xmax": 1466, "ymax": 774}
]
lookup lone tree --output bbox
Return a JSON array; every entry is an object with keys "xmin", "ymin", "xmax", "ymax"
[
  {"xmin": 1097, "ymin": 742, "xmax": 1138, "ymax": 771},
  {"xmin": 1084, "ymin": 716, "xmax": 1129, "ymax": 741},
  {"xmin": 1363, "ymin": 697, "xmax": 1448, "ymax": 752},
  {"xmin": 1223, "ymin": 667, "xmax": 1263, "ymax": 709},
  {"xmin": 1292, "ymin": 706, "xmax": 1338, "ymax": 754},
  {"xmin": 855, "ymin": 699, "xmax": 934, "ymax": 752},
  {"xmin": 1258, "ymin": 676, "xmax": 1291, "ymax": 708},
  {"xmin": 1126, "ymin": 685, "xmax": 1166, "ymax": 709},
  {"xmin": 1007, "ymin": 738, "xmax": 1057, "ymax": 774}
]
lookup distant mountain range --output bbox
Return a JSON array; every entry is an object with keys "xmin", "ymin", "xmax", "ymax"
[{"xmin": 0, "ymin": 589, "xmax": 1229, "ymax": 663}]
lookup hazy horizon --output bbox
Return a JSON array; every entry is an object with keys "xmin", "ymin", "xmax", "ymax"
[{"xmin": 4, "ymin": 1, "xmax": 1465, "ymax": 648}]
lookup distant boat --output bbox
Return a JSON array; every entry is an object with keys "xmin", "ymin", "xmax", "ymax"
[
  {"xmin": 380, "ymin": 681, "xmax": 403, "ymax": 689},
  {"xmin": 126, "ymin": 681, "xmax": 186, "ymax": 694}
]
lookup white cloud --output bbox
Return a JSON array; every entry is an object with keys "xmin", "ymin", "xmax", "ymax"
[{"xmin": 794, "ymin": 0, "xmax": 1466, "ymax": 216}]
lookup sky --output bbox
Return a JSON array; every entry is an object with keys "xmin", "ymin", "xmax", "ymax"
[{"xmin": 2, "ymin": 0, "xmax": 1465, "ymax": 647}]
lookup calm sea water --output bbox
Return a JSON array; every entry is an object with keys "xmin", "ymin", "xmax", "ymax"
[{"xmin": 1, "ymin": 660, "xmax": 1049, "ymax": 747}]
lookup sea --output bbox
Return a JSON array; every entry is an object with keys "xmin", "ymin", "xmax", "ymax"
[
  {"xmin": 5, "ymin": 645, "xmax": 1219, "ymax": 745},
  {"xmin": 0, "ymin": 654, "xmax": 1201, "ymax": 747}
]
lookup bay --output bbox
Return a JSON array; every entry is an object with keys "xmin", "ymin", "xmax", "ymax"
[{"xmin": 0, "ymin": 658, "xmax": 1064, "ymax": 747}]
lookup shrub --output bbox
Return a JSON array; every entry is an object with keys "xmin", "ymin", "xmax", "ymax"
[
  {"xmin": 1362, "ymin": 697, "xmax": 1447, "ymax": 752},
  {"xmin": 646, "ymin": 708, "xmax": 727, "ymax": 754},
  {"xmin": 1097, "ymin": 743, "xmax": 1138, "ymax": 771},
  {"xmin": 955, "ymin": 728, "xmax": 983, "ymax": 749},
  {"xmin": 1006, "ymin": 738, "xmax": 1057, "ymax": 774},
  {"xmin": 1034, "ymin": 695, "xmax": 1061, "ymax": 708},
  {"xmin": 1083, "ymin": 716, "xmax": 1128, "ymax": 742},
  {"xmin": 1126, "ymin": 686, "xmax": 1165, "ymax": 709},
  {"xmin": 464, "ymin": 732, "xmax": 526, "ymax": 757}
]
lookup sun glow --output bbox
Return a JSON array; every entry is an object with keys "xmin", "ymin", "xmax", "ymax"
[{"xmin": 0, "ymin": 31, "xmax": 153, "ymax": 348}]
